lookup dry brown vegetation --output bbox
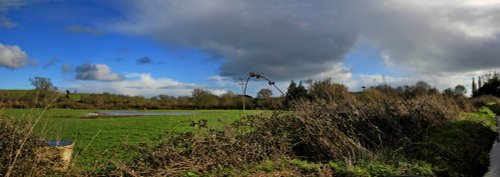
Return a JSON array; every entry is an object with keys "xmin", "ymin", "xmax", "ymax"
[
  {"xmin": 1, "ymin": 79, "xmax": 495, "ymax": 176},
  {"xmin": 115, "ymin": 82, "xmax": 478, "ymax": 176},
  {"xmin": 0, "ymin": 116, "xmax": 56, "ymax": 176}
]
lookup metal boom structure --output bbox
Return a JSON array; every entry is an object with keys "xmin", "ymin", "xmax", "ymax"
[{"xmin": 242, "ymin": 72, "xmax": 284, "ymax": 113}]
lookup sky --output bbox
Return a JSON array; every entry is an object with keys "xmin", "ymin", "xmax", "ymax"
[{"xmin": 1, "ymin": 0, "xmax": 500, "ymax": 97}]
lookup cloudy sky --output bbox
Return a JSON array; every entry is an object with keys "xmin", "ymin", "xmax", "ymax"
[{"xmin": 1, "ymin": 0, "xmax": 500, "ymax": 97}]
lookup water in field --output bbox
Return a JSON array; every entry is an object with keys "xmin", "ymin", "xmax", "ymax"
[
  {"xmin": 484, "ymin": 141, "xmax": 499, "ymax": 177},
  {"xmin": 46, "ymin": 140, "xmax": 73, "ymax": 147},
  {"xmin": 99, "ymin": 111, "xmax": 201, "ymax": 116},
  {"xmin": 484, "ymin": 116, "xmax": 500, "ymax": 177}
]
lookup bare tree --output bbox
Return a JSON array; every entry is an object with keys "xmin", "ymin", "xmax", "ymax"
[{"xmin": 29, "ymin": 77, "xmax": 57, "ymax": 107}]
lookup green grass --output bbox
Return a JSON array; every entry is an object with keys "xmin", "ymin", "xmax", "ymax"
[
  {"xmin": 0, "ymin": 108, "xmax": 264, "ymax": 172},
  {"xmin": 2, "ymin": 106, "xmax": 497, "ymax": 175},
  {"xmin": 460, "ymin": 106, "xmax": 497, "ymax": 131},
  {"xmin": 406, "ymin": 106, "xmax": 498, "ymax": 177}
]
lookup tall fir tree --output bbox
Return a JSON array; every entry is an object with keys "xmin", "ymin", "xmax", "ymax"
[
  {"xmin": 296, "ymin": 81, "xmax": 308, "ymax": 100},
  {"xmin": 478, "ymin": 76, "xmax": 482, "ymax": 88},
  {"xmin": 284, "ymin": 80, "xmax": 298, "ymax": 109},
  {"xmin": 472, "ymin": 77, "xmax": 477, "ymax": 97}
]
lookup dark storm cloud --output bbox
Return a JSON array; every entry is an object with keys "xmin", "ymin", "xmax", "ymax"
[
  {"xmin": 75, "ymin": 63, "xmax": 124, "ymax": 81},
  {"xmin": 136, "ymin": 56, "xmax": 153, "ymax": 65},
  {"xmin": 116, "ymin": 0, "xmax": 500, "ymax": 80},
  {"xmin": 117, "ymin": 0, "xmax": 361, "ymax": 81},
  {"xmin": 358, "ymin": 1, "xmax": 500, "ymax": 73}
]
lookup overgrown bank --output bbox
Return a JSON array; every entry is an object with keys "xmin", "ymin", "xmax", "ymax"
[
  {"xmin": 115, "ymin": 83, "xmax": 498, "ymax": 176},
  {"xmin": 0, "ymin": 115, "xmax": 63, "ymax": 176},
  {"xmin": 1, "ymin": 81, "xmax": 499, "ymax": 176}
]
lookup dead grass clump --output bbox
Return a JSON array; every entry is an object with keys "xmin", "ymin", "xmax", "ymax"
[
  {"xmin": 306, "ymin": 79, "xmax": 353, "ymax": 103},
  {"xmin": 117, "ymin": 84, "xmax": 464, "ymax": 176},
  {"xmin": 472, "ymin": 95, "xmax": 500, "ymax": 107},
  {"xmin": 0, "ymin": 118, "xmax": 56, "ymax": 176},
  {"xmin": 286, "ymin": 92, "xmax": 460, "ymax": 161},
  {"xmin": 115, "ymin": 116, "xmax": 294, "ymax": 176}
]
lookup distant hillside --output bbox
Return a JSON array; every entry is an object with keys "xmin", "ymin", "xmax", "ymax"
[
  {"xmin": 0, "ymin": 90, "xmax": 33, "ymax": 98},
  {"xmin": 0, "ymin": 89, "xmax": 90, "ymax": 102}
]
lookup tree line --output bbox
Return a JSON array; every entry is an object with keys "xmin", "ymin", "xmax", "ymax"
[
  {"xmin": 2, "ymin": 75, "xmax": 500, "ymax": 110},
  {"xmin": 0, "ymin": 77, "xmax": 286, "ymax": 110}
]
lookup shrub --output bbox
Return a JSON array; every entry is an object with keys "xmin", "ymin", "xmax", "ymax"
[
  {"xmin": 114, "ymin": 116, "xmax": 294, "ymax": 176},
  {"xmin": 0, "ymin": 117, "xmax": 57, "ymax": 176},
  {"xmin": 405, "ymin": 120, "xmax": 496, "ymax": 177},
  {"xmin": 289, "ymin": 159, "xmax": 321, "ymax": 173},
  {"xmin": 471, "ymin": 95, "xmax": 500, "ymax": 109},
  {"xmin": 328, "ymin": 160, "xmax": 435, "ymax": 177},
  {"xmin": 117, "ymin": 84, "xmax": 465, "ymax": 176}
]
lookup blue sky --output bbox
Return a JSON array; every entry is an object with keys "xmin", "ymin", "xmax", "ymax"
[
  {"xmin": 0, "ymin": 0, "xmax": 227, "ymax": 96},
  {"xmin": 1, "ymin": 0, "xmax": 500, "ymax": 97}
]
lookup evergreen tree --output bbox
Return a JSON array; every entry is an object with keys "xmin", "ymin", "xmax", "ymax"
[
  {"xmin": 476, "ymin": 74, "xmax": 500, "ymax": 97},
  {"xmin": 296, "ymin": 81, "xmax": 308, "ymax": 100},
  {"xmin": 285, "ymin": 80, "xmax": 298, "ymax": 101},
  {"xmin": 478, "ymin": 76, "xmax": 482, "ymax": 88},
  {"xmin": 472, "ymin": 77, "xmax": 477, "ymax": 97}
]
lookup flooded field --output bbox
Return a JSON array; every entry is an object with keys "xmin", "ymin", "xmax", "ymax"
[
  {"xmin": 485, "ymin": 141, "xmax": 499, "ymax": 177},
  {"xmin": 100, "ymin": 110, "xmax": 201, "ymax": 116},
  {"xmin": 485, "ymin": 116, "xmax": 500, "ymax": 177}
]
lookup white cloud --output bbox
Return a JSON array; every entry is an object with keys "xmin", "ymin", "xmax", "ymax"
[
  {"xmin": 43, "ymin": 57, "xmax": 59, "ymax": 68},
  {"xmin": 0, "ymin": 0, "xmax": 27, "ymax": 29},
  {"xmin": 0, "ymin": 16, "xmax": 15, "ymax": 28},
  {"xmin": 75, "ymin": 63, "xmax": 125, "ymax": 82},
  {"xmin": 0, "ymin": 0, "xmax": 25, "ymax": 11},
  {"xmin": 70, "ymin": 73, "xmax": 226, "ymax": 97},
  {"xmin": 0, "ymin": 43, "xmax": 29, "ymax": 69},
  {"xmin": 310, "ymin": 63, "xmax": 352, "ymax": 82},
  {"xmin": 61, "ymin": 63, "xmax": 72, "ymax": 73},
  {"xmin": 207, "ymin": 75, "xmax": 235, "ymax": 88}
]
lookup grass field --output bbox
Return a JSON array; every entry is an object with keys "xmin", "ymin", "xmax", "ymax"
[
  {"xmin": 1, "ymin": 107, "xmax": 496, "ymax": 175},
  {"xmin": 0, "ymin": 108, "xmax": 264, "ymax": 172}
]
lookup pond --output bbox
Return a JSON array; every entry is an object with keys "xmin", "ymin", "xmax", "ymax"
[
  {"xmin": 100, "ymin": 111, "xmax": 201, "ymax": 116},
  {"xmin": 46, "ymin": 140, "xmax": 73, "ymax": 147}
]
